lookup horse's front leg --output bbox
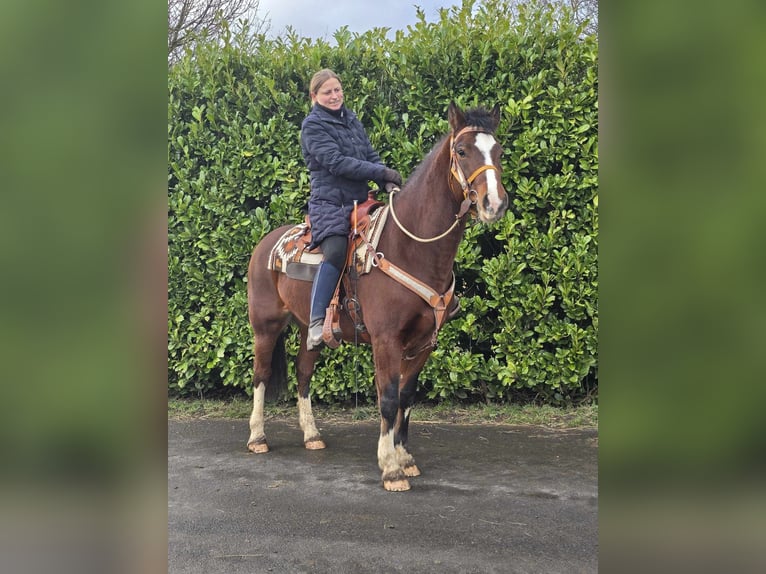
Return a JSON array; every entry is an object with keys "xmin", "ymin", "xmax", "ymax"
[
  {"xmin": 394, "ymin": 388, "xmax": 420, "ymax": 477},
  {"xmin": 394, "ymin": 351, "xmax": 430, "ymax": 477},
  {"xmin": 375, "ymin": 346, "xmax": 410, "ymax": 491}
]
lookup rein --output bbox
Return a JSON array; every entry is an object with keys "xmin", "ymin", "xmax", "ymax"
[
  {"xmin": 388, "ymin": 126, "xmax": 499, "ymax": 243},
  {"xmin": 388, "ymin": 185, "xmax": 469, "ymax": 243}
]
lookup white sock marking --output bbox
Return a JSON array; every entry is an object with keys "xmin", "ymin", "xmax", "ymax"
[
  {"xmin": 298, "ymin": 395, "xmax": 321, "ymax": 442},
  {"xmin": 248, "ymin": 383, "xmax": 266, "ymax": 444},
  {"xmin": 395, "ymin": 443, "xmax": 415, "ymax": 467},
  {"xmin": 377, "ymin": 429, "xmax": 398, "ymax": 474}
]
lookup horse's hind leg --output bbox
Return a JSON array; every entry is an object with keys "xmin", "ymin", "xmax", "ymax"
[
  {"xmin": 247, "ymin": 380, "xmax": 269, "ymax": 453},
  {"xmin": 247, "ymin": 325, "xmax": 284, "ymax": 454},
  {"xmin": 296, "ymin": 325, "xmax": 325, "ymax": 450}
]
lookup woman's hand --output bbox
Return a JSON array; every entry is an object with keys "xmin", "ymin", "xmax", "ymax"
[{"xmin": 382, "ymin": 167, "xmax": 402, "ymax": 186}]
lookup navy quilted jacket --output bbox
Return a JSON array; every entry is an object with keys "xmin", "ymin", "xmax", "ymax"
[{"xmin": 301, "ymin": 104, "xmax": 387, "ymax": 246}]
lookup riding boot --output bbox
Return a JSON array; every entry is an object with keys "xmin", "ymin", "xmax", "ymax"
[{"xmin": 306, "ymin": 261, "xmax": 342, "ymax": 351}]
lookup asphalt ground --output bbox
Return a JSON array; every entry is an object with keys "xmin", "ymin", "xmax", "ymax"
[{"xmin": 168, "ymin": 418, "xmax": 598, "ymax": 573}]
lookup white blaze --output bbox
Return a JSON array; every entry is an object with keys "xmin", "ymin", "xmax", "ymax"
[{"xmin": 475, "ymin": 133, "xmax": 503, "ymax": 212}]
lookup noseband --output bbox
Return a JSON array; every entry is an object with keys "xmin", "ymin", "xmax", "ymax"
[{"xmin": 388, "ymin": 126, "xmax": 500, "ymax": 243}]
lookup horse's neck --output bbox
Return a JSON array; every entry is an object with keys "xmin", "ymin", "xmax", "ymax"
[{"xmin": 387, "ymin": 142, "xmax": 465, "ymax": 284}]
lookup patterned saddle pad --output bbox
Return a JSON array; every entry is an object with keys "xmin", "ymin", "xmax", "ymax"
[{"xmin": 267, "ymin": 205, "xmax": 389, "ymax": 280}]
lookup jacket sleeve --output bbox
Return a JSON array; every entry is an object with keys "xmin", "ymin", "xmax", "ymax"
[{"xmin": 301, "ymin": 117, "xmax": 386, "ymax": 182}]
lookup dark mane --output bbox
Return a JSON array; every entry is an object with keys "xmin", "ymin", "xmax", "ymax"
[
  {"xmin": 463, "ymin": 106, "xmax": 497, "ymax": 132},
  {"xmin": 402, "ymin": 134, "xmax": 450, "ymax": 189}
]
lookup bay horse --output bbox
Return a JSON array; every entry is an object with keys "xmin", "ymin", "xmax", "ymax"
[{"xmin": 246, "ymin": 102, "xmax": 508, "ymax": 491}]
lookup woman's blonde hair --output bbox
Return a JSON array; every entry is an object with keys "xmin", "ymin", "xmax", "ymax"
[{"xmin": 309, "ymin": 68, "xmax": 340, "ymax": 98}]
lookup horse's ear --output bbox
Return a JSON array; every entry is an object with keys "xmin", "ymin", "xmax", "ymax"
[
  {"xmin": 448, "ymin": 101, "xmax": 465, "ymax": 132},
  {"xmin": 490, "ymin": 104, "xmax": 501, "ymax": 130}
]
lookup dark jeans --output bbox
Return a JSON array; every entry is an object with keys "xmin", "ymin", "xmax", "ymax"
[{"xmin": 319, "ymin": 235, "xmax": 347, "ymax": 270}]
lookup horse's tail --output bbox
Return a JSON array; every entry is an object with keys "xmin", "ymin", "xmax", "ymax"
[{"xmin": 264, "ymin": 332, "xmax": 289, "ymax": 403}]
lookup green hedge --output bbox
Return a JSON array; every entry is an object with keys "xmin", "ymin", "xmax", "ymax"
[{"xmin": 168, "ymin": 0, "xmax": 598, "ymax": 404}]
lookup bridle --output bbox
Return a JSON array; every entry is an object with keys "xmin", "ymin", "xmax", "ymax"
[
  {"xmin": 389, "ymin": 126, "xmax": 500, "ymax": 243},
  {"xmin": 449, "ymin": 125, "xmax": 500, "ymax": 202}
]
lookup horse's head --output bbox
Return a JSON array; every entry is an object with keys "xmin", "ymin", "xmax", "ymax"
[{"xmin": 447, "ymin": 102, "xmax": 508, "ymax": 223}]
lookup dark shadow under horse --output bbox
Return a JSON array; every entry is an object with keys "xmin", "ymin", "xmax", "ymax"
[{"xmin": 246, "ymin": 102, "xmax": 508, "ymax": 491}]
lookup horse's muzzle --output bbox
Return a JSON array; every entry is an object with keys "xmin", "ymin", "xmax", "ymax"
[{"xmin": 479, "ymin": 190, "xmax": 509, "ymax": 223}]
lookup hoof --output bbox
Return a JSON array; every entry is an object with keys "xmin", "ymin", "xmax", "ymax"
[
  {"xmin": 304, "ymin": 439, "xmax": 326, "ymax": 450},
  {"xmin": 247, "ymin": 442, "xmax": 269, "ymax": 454},
  {"xmin": 383, "ymin": 479, "xmax": 411, "ymax": 492},
  {"xmin": 403, "ymin": 464, "xmax": 421, "ymax": 477}
]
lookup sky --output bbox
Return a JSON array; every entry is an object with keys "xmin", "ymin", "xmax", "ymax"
[{"xmin": 253, "ymin": 0, "xmax": 459, "ymax": 41}]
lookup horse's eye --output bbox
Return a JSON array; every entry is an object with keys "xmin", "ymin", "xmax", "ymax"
[{"xmin": 457, "ymin": 148, "xmax": 466, "ymax": 157}]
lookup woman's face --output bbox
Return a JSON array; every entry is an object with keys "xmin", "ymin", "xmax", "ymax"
[{"xmin": 312, "ymin": 78, "xmax": 344, "ymax": 110}]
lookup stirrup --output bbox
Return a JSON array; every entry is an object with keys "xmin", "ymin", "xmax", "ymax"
[
  {"xmin": 306, "ymin": 319, "xmax": 325, "ymax": 351},
  {"xmin": 322, "ymin": 306, "xmax": 341, "ymax": 349}
]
